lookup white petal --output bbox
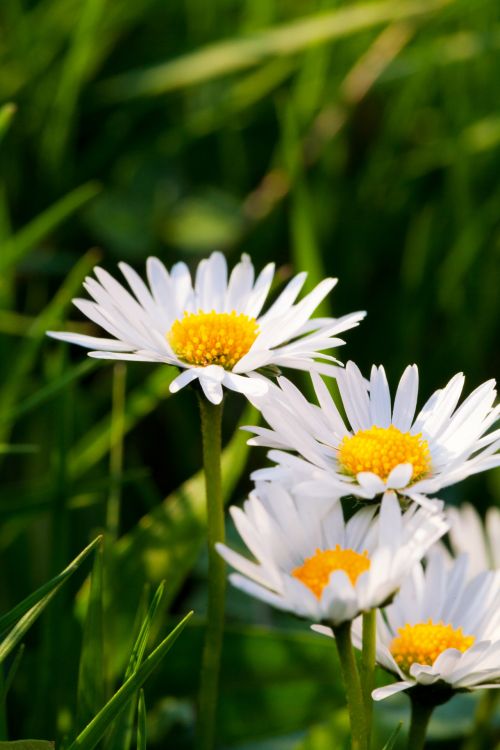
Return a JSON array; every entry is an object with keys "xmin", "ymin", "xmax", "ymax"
[
  {"xmin": 386, "ymin": 463, "xmax": 413, "ymax": 489},
  {"xmin": 369, "ymin": 365, "xmax": 391, "ymax": 427},
  {"xmin": 47, "ymin": 331, "xmax": 133, "ymax": 351},
  {"xmin": 392, "ymin": 365, "xmax": 419, "ymax": 431},
  {"xmin": 372, "ymin": 682, "xmax": 413, "ymax": 701}
]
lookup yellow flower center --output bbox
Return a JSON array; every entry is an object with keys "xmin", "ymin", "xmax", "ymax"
[
  {"xmin": 167, "ymin": 310, "xmax": 259, "ymax": 370},
  {"xmin": 292, "ymin": 546, "xmax": 371, "ymax": 599},
  {"xmin": 338, "ymin": 425, "xmax": 431, "ymax": 483},
  {"xmin": 390, "ymin": 620, "xmax": 475, "ymax": 673}
]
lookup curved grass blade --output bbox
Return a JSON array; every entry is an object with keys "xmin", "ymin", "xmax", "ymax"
[
  {"xmin": 381, "ymin": 721, "xmax": 403, "ymax": 750},
  {"xmin": 66, "ymin": 611, "xmax": 193, "ymax": 750},
  {"xmin": 0, "ymin": 537, "xmax": 101, "ymax": 639},
  {"xmin": 105, "ymin": 582, "xmax": 165, "ymax": 750}
]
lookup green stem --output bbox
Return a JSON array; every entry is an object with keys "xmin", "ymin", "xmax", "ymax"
[
  {"xmin": 197, "ymin": 396, "xmax": 225, "ymax": 750},
  {"xmin": 408, "ymin": 696, "xmax": 434, "ymax": 750},
  {"xmin": 332, "ymin": 621, "xmax": 368, "ymax": 750},
  {"xmin": 360, "ymin": 610, "xmax": 376, "ymax": 747}
]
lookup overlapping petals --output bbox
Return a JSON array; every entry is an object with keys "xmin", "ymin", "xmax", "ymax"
[
  {"xmin": 336, "ymin": 553, "xmax": 500, "ymax": 700},
  {"xmin": 217, "ymin": 485, "xmax": 448, "ymax": 626},
  {"xmin": 47, "ymin": 252, "xmax": 365, "ymax": 404},
  {"xmin": 247, "ymin": 362, "xmax": 500, "ymax": 508}
]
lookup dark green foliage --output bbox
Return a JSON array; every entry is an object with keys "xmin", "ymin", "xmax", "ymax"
[{"xmin": 0, "ymin": 0, "xmax": 499, "ymax": 748}]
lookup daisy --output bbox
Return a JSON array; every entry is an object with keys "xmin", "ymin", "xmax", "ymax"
[
  {"xmin": 355, "ymin": 553, "xmax": 500, "ymax": 701},
  {"xmin": 247, "ymin": 362, "xmax": 500, "ymax": 508},
  {"xmin": 47, "ymin": 252, "xmax": 365, "ymax": 404},
  {"xmin": 443, "ymin": 503, "xmax": 500, "ymax": 575},
  {"xmin": 216, "ymin": 486, "xmax": 448, "ymax": 626}
]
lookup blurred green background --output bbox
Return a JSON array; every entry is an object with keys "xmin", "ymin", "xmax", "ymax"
[{"xmin": 0, "ymin": 0, "xmax": 499, "ymax": 747}]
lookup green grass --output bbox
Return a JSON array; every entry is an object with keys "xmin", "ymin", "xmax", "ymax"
[{"xmin": 0, "ymin": 0, "xmax": 499, "ymax": 747}]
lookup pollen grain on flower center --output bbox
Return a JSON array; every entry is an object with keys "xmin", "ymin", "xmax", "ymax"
[
  {"xmin": 390, "ymin": 620, "xmax": 475, "ymax": 673},
  {"xmin": 292, "ymin": 546, "xmax": 370, "ymax": 598},
  {"xmin": 338, "ymin": 424, "xmax": 431, "ymax": 483},
  {"xmin": 168, "ymin": 310, "xmax": 259, "ymax": 370}
]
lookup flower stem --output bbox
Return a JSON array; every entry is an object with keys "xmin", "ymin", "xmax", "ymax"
[
  {"xmin": 332, "ymin": 621, "xmax": 368, "ymax": 750},
  {"xmin": 360, "ymin": 610, "xmax": 376, "ymax": 747},
  {"xmin": 197, "ymin": 396, "xmax": 225, "ymax": 750},
  {"xmin": 408, "ymin": 695, "xmax": 434, "ymax": 750}
]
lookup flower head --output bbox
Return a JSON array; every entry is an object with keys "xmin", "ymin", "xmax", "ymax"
[
  {"xmin": 47, "ymin": 252, "xmax": 365, "ymax": 404},
  {"xmin": 335, "ymin": 553, "xmax": 500, "ymax": 701},
  {"xmin": 216, "ymin": 485, "xmax": 448, "ymax": 626},
  {"xmin": 247, "ymin": 362, "xmax": 500, "ymax": 508}
]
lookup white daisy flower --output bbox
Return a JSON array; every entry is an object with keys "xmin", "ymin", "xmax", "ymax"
[
  {"xmin": 47, "ymin": 252, "xmax": 365, "ymax": 405},
  {"xmin": 216, "ymin": 486, "xmax": 448, "ymax": 626},
  {"xmin": 247, "ymin": 362, "xmax": 500, "ymax": 509},
  {"xmin": 335, "ymin": 553, "xmax": 500, "ymax": 701},
  {"xmin": 440, "ymin": 503, "xmax": 500, "ymax": 576}
]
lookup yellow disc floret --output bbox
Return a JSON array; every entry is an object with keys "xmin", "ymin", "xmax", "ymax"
[
  {"xmin": 292, "ymin": 546, "xmax": 371, "ymax": 598},
  {"xmin": 338, "ymin": 425, "xmax": 431, "ymax": 483},
  {"xmin": 390, "ymin": 620, "xmax": 475, "ymax": 673},
  {"xmin": 168, "ymin": 310, "xmax": 259, "ymax": 370}
]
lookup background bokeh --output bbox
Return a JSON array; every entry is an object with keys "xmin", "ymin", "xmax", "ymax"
[{"xmin": 0, "ymin": 0, "xmax": 499, "ymax": 747}]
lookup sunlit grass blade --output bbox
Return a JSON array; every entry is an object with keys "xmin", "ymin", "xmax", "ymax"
[
  {"xmin": 42, "ymin": 0, "xmax": 107, "ymax": 173},
  {"xmin": 136, "ymin": 691, "xmax": 146, "ymax": 750},
  {"xmin": 0, "ymin": 182, "xmax": 101, "ymax": 273},
  {"xmin": 0, "ymin": 104, "xmax": 16, "ymax": 143},
  {"xmin": 66, "ymin": 611, "xmax": 193, "ymax": 750},
  {"xmin": 0, "ymin": 537, "xmax": 101, "ymax": 638},
  {"xmin": 105, "ymin": 582, "xmax": 165, "ymax": 750},
  {"xmin": 99, "ymin": 0, "xmax": 451, "ymax": 100},
  {"xmin": 76, "ymin": 543, "xmax": 105, "ymax": 733},
  {"xmin": 0, "ymin": 644, "xmax": 25, "ymax": 739}
]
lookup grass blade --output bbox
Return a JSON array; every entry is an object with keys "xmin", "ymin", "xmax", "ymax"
[
  {"xmin": 0, "ymin": 537, "xmax": 101, "ymax": 638},
  {"xmin": 100, "ymin": 0, "xmax": 451, "ymax": 100},
  {"xmin": 0, "ymin": 104, "xmax": 16, "ymax": 143},
  {"xmin": 66, "ymin": 611, "xmax": 193, "ymax": 750},
  {"xmin": 0, "ymin": 183, "xmax": 100, "ymax": 273},
  {"xmin": 105, "ymin": 582, "xmax": 165, "ymax": 750},
  {"xmin": 381, "ymin": 721, "xmax": 403, "ymax": 749}
]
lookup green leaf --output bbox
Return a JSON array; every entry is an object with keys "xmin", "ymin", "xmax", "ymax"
[
  {"xmin": 0, "ymin": 182, "xmax": 101, "ymax": 273},
  {"xmin": 0, "ymin": 537, "xmax": 101, "ymax": 652},
  {"xmin": 66, "ymin": 611, "xmax": 193, "ymax": 750},
  {"xmin": 76, "ymin": 542, "xmax": 105, "ymax": 732},
  {"xmin": 136, "ymin": 691, "xmax": 146, "ymax": 750}
]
